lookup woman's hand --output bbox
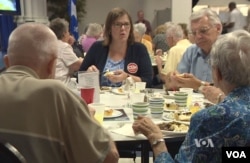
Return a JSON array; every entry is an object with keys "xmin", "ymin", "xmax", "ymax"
[
  {"xmin": 107, "ymin": 69, "xmax": 127, "ymax": 83},
  {"xmin": 201, "ymin": 86, "xmax": 225, "ymax": 104},
  {"xmin": 132, "ymin": 116, "xmax": 163, "ymax": 139}
]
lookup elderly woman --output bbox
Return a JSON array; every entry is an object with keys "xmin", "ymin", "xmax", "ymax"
[
  {"xmin": 133, "ymin": 22, "xmax": 153, "ymax": 55},
  {"xmin": 81, "ymin": 23, "xmax": 103, "ymax": 53},
  {"xmin": 79, "ymin": 8, "xmax": 153, "ymax": 87},
  {"xmin": 49, "ymin": 18, "xmax": 83, "ymax": 85},
  {"xmin": 133, "ymin": 30, "xmax": 250, "ymax": 162}
]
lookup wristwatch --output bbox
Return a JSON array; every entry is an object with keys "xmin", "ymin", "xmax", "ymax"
[{"xmin": 151, "ymin": 138, "xmax": 165, "ymax": 146}]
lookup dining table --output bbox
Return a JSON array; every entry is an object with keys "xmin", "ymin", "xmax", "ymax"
[{"xmin": 98, "ymin": 88, "xmax": 203, "ymax": 163}]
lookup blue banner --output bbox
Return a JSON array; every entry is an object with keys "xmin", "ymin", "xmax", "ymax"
[{"xmin": 68, "ymin": 0, "xmax": 78, "ymax": 40}]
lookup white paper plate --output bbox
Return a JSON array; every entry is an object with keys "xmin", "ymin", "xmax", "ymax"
[
  {"xmin": 104, "ymin": 110, "xmax": 123, "ymax": 118},
  {"xmin": 111, "ymin": 88, "xmax": 126, "ymax": 95}
]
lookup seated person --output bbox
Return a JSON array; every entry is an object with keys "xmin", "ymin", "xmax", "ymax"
[
  {"xmin": 133, "ymin": 22, "xmax": 153, "ymax": 55},
  {"xmin": 152, "ymin": 23, "xmax": 170, "ymax": 53},
  {"xmin": 133, "ymin": 30, "xmax": 250, "ymax": 162},
  {"xmin": 79, "ymin": 7, "xmax": 153, "ymax": 88},
  {"xmin": 0, "ymin": 22, "xmax": 119, "ymax": 163},
  {"xmin": 165, "ymin": 8, "xmax": 222, "ymax": 91},
  {"xmin": 81, "ymin": 23, "xmax": 103, "ymax": 53},
  {"xmin": 49, "ymin": 18, "xmax": 83, "ymax": 85},
  {"xmin": 155, "ymin": 23, "xmax": 192, "ymax": 82},
  {"xmin": 68, "ymin": 34, "xmax": 84, "ymax": 58}
]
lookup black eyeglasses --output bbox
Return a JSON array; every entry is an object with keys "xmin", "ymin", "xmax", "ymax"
[
  {"xmin": 191, "ymin": 26, "xmax": 212, "ymax": 36},
  {"xmin": 113, "ymin": 22, "xmax": 130, "ymax": 29}
]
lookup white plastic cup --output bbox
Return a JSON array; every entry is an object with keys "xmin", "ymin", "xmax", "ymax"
[
  {"xmin": 88, "ymin": 103, "xmax": 105, "ymax": 125},
  {"xmin": 130, "ymin": 93, "xmax": 145, "ymax": 103},
  {"xmin": 135, "ymin": 82, "xmax": 146, "ymax": 91},
  {"xmin": 179, "ymin": 88, "xmax": 193, "ymax": 107}
]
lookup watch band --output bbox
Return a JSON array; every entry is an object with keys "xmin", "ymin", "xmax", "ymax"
[{"xmin": 151, "ymin": 138, "xmax": 165, "ymax": 146}]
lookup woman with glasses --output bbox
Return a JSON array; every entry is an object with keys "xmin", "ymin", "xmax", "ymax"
[{"xmin": 79, "ymin": 7, "xmax": 153, "ymax": 88}]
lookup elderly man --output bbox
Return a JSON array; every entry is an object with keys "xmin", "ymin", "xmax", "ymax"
[
  {"xmin": 0, "ymin": 23, "xmax": 119, "ymax": 163},
  {"xmin": 155, "ymin": 23, "xmax": 192, "ymax": 83},
  {"xmin": 167, "ymin": 8, "xmax": 222, "ymax": 91}
]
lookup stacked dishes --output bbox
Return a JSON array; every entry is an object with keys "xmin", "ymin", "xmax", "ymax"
[
  {"xmin": 131, "ymin": 102, "xmax": 149, "ymax": 120},
  {"xmin": 149, "ymin": 97, "xmax": 165, "ymax": 118}
]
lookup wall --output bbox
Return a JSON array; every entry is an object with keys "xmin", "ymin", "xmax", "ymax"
[
  {"xmin": 79, "ymin": 0, "xmax": 173, "ymax": 34},
  {"xmin": 197, "ymin": 0, "xmax": 250, "ymax": 6}
]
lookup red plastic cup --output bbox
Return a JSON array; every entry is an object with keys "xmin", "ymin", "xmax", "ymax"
[{"xmin": 80, "ymin": 87, "xmax": 94, "ymax": 104}]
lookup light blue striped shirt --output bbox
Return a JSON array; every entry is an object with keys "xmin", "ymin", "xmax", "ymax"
[{"xmin": 177, "ymin": 44, "xmax": 212, "ymax": 82}]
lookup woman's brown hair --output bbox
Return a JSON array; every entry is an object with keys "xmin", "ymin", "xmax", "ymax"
[{"xmin": 103, "ymin": 7, "xmax": 135, "ymax": 46}]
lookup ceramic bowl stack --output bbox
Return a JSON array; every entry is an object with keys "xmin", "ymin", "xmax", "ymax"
[
  {"xmin": 149, "ymin": 97, "xmax": 165, "ymax": 118},
  {"xmin": 131, "ymin": 102, "xmax": 149, "ymax": 120},
  {"xmin": 174, "ymin": 92, "xmax": 188, "ymax": 109}
]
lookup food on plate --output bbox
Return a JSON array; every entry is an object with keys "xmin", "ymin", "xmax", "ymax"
[
  {"xmin": 165, "ymin": 102, "xmax": 178, "ymax": 110},
  {"xmin": 104, "ymin": 109, "xmax": 113, "ymax": 116},
  {"xmin": 117, "ymin": 87, "xmax": 124, "ymax": 93},
  {"xmin": 176, "ymin": 112, "xmax": 192, "ymax": 121},
  {"xmin": 104, "ymin": 71, "xmax": 114, "ymax": 77},
  {"xmin": 157, "ymin": 121, "xmax": 189, "ymax": 132},
  {"xmin": 100, "ymin": 86, "xmax": 111, "ymax": 91}
]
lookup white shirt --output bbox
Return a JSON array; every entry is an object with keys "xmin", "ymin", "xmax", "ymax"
[
  {"xmin": 55, "ymin": 40, "xmax": 79, "ymax": 84},
  {"xmin": 228, "ymin": 8, "xmax": 246, "ymax": 32}
]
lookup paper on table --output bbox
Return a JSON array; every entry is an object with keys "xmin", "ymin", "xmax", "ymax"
[
  {"xmin": 110, "ymin": 123, "xmax": 146, "ymax": 139},
  {"xmin": 78, "ymin": 71, "xmax": 100, "ymax": 103}
]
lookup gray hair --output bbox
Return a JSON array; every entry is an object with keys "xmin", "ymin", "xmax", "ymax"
[
  {"xmin": 210, "ymin": 30, "xmax": 250, "ymax": 86},
  {"xmin": 49, "ymin": 18, "xmax": 69, "ymax": 40},
  {"xmin": 190, "ymin": 8, "xmax": 222, "ymax": 34},
  {"xmin": 166, "ymin": 23, "xmax": 184, "ymax": 39},
  {"xmin": 133, "ymin": 23, "xmax": 146, "ymax": 36},
  {"xmin": 86, "ymin": 23, "xmax": 103, "ymax": 37},
  {"xmin": 7, "ymin": 23, "xmax": 58, "ymax": 67}
]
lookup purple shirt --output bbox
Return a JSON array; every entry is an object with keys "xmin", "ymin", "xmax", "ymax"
[{"xmin": 81, "ymin": 36, "xmax": 97, "ymax": 53}]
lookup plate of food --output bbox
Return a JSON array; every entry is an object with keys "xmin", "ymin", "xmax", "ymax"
[
  {"xmin": 163, "ymin": 112, "xmax": 191, "ymax": 124},
  {"xmin": 100, "ymin": 86, "xmax": 112, "ymax": 93},
  {"xmin": 164, "ymin": 102, "xmax": 179, "ymax": 112},
  {"xmin": 111, "ymin": 87, "xmax": 126, "ymax": 95},
  {"xmin": 157, "ymin": 121, "xmax": 189, "ymax": 135},
  {"xmin": 104, "ymin": 109, "xmax": 123, "ymax": 119}
]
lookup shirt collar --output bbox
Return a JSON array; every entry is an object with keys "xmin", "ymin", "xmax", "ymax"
[{"xmin": 5, "ymin": 65, "xmax": 40, "ymax": 79}]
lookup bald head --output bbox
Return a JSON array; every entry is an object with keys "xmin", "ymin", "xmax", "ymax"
[{"xmin": 6, "ymin": 23, "xmax": 58, "ymax": 78}]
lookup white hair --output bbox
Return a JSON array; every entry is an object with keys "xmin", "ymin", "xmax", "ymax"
[
  {"xmin": 190, "ymin": 8, "xmax": 222, "ymax": 34},
  {"xmin": 7, "ymin": 23, "xmax": 58, "ymax": 67},
  {"xmin": 133, "ymin": 23, "xmax": 146, "ymax": 36},
  {"xmin": 210, "ymin": 30, "xmax": 250, "ymax": 86},
  {"xmin": 86, "ymin": 23, "xmax": 103, "ymax": 37},
  {"xmin": 166, "ymin": 23, "xmax": 184, "ymax": 39}
]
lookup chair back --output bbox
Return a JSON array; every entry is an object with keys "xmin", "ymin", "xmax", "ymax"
[{"xmin": 0, "ymin": 142, "xmax": 26, "ymax": 163}]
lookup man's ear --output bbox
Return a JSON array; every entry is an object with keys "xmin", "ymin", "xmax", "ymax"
[{"xmin": 4, "ymin": 55, "xmax": 10, "ymax": 68}]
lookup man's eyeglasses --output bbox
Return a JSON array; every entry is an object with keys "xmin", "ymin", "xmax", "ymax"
[
  {"xmin": 113, "ymin": 22, "xmax": 130, "ymax": 29},
  {"xmin": 191, "ymin": 26, "xmax": 212, "ymax": 36}
]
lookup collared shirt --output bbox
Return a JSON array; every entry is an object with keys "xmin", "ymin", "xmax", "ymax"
[
  {"xmin": 177, "ymin": 44, "xmax": 212, "ymax": 82},
  {"xmin": 0, "ymin": 65, "xmax": 111, "ymax": 163},
  {"xmin": 162, "ymin": 39, "xmax": 192, "ymax": 75},
  {"xmin": 155, "ymin": 86, "xmax": 250, "ymax": 163}
]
